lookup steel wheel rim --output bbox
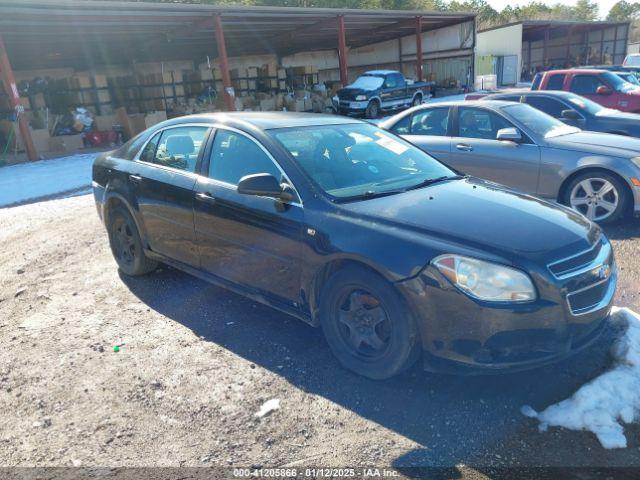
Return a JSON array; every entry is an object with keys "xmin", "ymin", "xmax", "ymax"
[
  {"xmin": 370, "ymin": 103, "xmax": 379, "ymax": 117},
  {"xmin": 113, "ymin": 218, "xmax": 136, "ymax": 265},
  {"xmin": 335, "ymin": 289, "xmax": 391, "ymax": 359},
  {"xmin": 569, "ymin": 177, "xmax": 619, "ymax": 222}
]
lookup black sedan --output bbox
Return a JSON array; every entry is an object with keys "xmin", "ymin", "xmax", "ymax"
[
  {"xmin": 483, "ymin": 90, "xmax": 640, "ymax": 137},
  {"xmin": 92, "ymin": 112, "xmax": 616, "ymax": 379}
]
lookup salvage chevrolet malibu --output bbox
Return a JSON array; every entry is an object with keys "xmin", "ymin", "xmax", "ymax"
[{"xmin": 92, "ymin": 112, "xmax": 617, "ymax": 379}]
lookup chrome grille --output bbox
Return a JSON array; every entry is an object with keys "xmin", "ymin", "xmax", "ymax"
[{"xmin": 548, "ymin": 240, "xmax": 615, "ymax": 316}]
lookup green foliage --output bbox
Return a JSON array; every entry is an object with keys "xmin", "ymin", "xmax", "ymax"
[
  {"xmin": 100, "ymin": 0, "xmax": 618, "ymax": 29},
  {"xmin": 607, "ymin": 1, "xmax": 640, "ymax": 21}
]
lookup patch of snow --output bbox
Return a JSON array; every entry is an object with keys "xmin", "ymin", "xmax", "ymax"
[
  {"xmin": 522, "ymin": 307, "xmax": 640, "ymax": 449},
  {"xmin": 0, "ymin": 153, "xmax": 97, "ymax": 207},
  {"xmin": 255, "ymin": 398, "xmax": 280, "ymax": 418}
]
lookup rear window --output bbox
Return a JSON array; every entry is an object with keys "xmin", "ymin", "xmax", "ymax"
[
  {"xmin": 531, "ymin": 73, "xmax": 542, "ymax": 90},
  {"xmin": 546, "ymin": 74, "xmax": 566, "ymax": 90}
]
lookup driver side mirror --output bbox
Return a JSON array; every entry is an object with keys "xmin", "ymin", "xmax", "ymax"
[
  {"xmin": 596, "ymin": 85, "xmax": 612, "ymax": 96},
  {"xmin": 496, "ymin": 127, "xmax": 522, "ymax": 143},
  {"xmin": 561, "ymin": 109, "xmax": 580, "ymax": 120},
  {"xmin": 237, "ymin": 173, "xmax": 294, "ymax": 202}
]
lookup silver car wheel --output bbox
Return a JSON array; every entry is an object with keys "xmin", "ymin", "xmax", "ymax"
[{"xmin": 569, "ymin": 178, "xmax": 619, "ymax": 222}]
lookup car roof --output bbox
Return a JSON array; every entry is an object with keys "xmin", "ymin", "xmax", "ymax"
[
  {"xmin": 158, "ymin": 111, "xmax": 362, "ymax": 131},
  {"xmin": 486, "ymin": 90, "xmax": 574, "ymax": 99},
  {"xmin": 364, "ymin": 70, "xmax": 398, "ymax": 75},
  {"xmin": 414, "ymin": 99, "xmax": 516, "ymax": 108},
  {"xmin": 542, "ymin": 68, "xmax": 608, "ymax": 75}
]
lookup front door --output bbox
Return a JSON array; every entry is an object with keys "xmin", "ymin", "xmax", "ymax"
[
  {"xmin": 193, "ymin": 128, "xmax": 304, "ymax": 307},
  {"xmin": 133, "ymin": 125, "xmax": 210, "ymax": 266},
  {"xmin": 448, "ymin": 106, "xmax": 541, "ymax": 194}
]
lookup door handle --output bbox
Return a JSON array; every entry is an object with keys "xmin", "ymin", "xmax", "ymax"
[
  {"xmin": 195, "ymin": 192, "xmax": 216, "ymax": 205},
  {"xmin": 129, "ymin": 174, "xmax": 142, "ymax": 183},
  {"xmin": 456, "ymin": 144, "xmax": 473, "ymax": 152}
]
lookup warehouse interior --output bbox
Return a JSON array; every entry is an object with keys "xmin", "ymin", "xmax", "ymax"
[{"xmin": 0, "ymin": 0, "xmax": 475, "ymax": 162}]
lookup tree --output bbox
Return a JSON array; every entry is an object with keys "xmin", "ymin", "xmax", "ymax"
[{"xmin": 607, "ymin": 0, "xmax": 640, "ymax": 21}]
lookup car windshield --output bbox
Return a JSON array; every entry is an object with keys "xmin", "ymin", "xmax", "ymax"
[
  {"xmin": 602, "ymin": 71, "xmax": 638, "ymax": 92},
  {"xmin": 502, "ymin": 103, "xmax": 580, "ymax": 138},
  {"xmin": 624, "ymin": 54, "xmax": 640, "ymax": 66},
  {"xmin": 349, "ymin": 75, "xmax": 385, "ymax": 90},
  {"xmin": 270, "ymin": 123, "xmax": 456, "ymax": 200}
]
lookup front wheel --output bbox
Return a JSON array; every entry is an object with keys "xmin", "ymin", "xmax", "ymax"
[
  {"xmin": 365, "ymin": 100, "xmax": 380, "ymax": 119},
  {"xmin": 107, "ymin": 206, "xmax": 158, "ymax": 276},
  {"xmin": 411, "ymin": 94, "xmax": 423, "ymax": 107},
  {"xmin": 563, "ymin": 172, "xmax": 628, "ymax": 224},
  {"xmin": 319, "ymin": 267, "xmax": 420, "ymax": 379}
]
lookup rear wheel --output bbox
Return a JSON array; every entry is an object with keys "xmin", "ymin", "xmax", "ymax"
[
  {"xmin": 107, "ymin": 206, "xmax": 158, "ymax": 276},
  {"xmin": 319, "ymin": 266, "xmax": 419, "ymax": 379},
  {"xmin": 563, "ymin": 172, "xmax": 628, "ymax": 224},
  {"xmin": 365, "ymin": 100, "xmax": 380, "ymax": 119}
]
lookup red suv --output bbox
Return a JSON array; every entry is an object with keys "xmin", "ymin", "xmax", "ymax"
[{"xmin": 531, "ymin": 69, "xmax": 640, "ymax": 113}]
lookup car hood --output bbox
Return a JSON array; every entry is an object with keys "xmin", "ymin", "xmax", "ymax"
[
  {"xmin": 339, "ymin": 177, "xmax": 600, "ymax": 265},
  {"xmin": 545, "ymin": 131, "xmax": 640, "ymax": 157},
  {"xmin": 337, "ymin": 87, "xmax": 374, "ymax": 97}
]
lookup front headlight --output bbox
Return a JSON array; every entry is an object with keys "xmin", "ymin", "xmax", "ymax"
[
  {"xmin": 355, "ymin": 95, "xmax": 367, "ymax": 101},
  {"xmin": 433, "ymin": 255, "xmax": 536, "ymax": 303},
  {"xmin": 631, "ymin": 156, "xmax": 640, "ymax": 169}
]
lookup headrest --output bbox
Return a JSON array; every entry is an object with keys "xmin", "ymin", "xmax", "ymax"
[{"xmin": 165, "ymin": 135, "xmax": 195, "ymax": 156}]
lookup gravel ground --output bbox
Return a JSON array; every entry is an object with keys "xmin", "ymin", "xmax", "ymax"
[{"xmin": 1, "ymin": 194, "xmax": 640, "ymax": 478}]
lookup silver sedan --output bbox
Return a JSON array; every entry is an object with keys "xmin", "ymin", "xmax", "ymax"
[{"xmin": 379, "ymin": 100, "xmax": 640, "ymax": 223}]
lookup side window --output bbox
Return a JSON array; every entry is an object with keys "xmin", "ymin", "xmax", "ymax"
[
  {"xmin": 393, "ymin": 73, "xmax": 405, "ymax": 87},
  {"xmin": 391, "ymin": 115, "xmax": 411, "ymax": 135},
  {"xmin": 525, "ymin": 96, "xmax": 567, "ymax": 118},
  {"xmin": 114, "ymin": 130, "xmax": 152, "ymax": 160},
  {"xmin": 458, "ymin": 108, "xmax": 513, "ymax": 140},
  {"xmin": 546, "ymin": 74, "xmax": 566, "ymax": 90},
  {"xmin": 209, "ymin": 130, "xmax": 281, "ymax": 185},
  {"xmin": 410, "ymin": 108, "xmax": 449, "ymax": 136},
  {"xmin": 495, "ymin": 95, "xmax": 521, "ymax": 102},
  {"xmin": 139, "ymin": 131, "xmax": 161, "ymax": 164},
  {"xmin": 570, "ymin": 75, "xmax": 604, "ymax": 95},
  {"xmin": 384, "ymin": 75, "xmax": 398, "ymax": 89},
  {"xmin": 152, "ymin": 126, "xmax": 208, "ymax": 172}
]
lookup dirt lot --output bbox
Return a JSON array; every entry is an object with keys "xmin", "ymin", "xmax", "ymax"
[{"xmin": 1, "ymin": 194, "xmax": 640, "ymax": 478}]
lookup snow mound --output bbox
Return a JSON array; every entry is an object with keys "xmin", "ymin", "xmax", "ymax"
[{"xmin": 522, "ymin": 307, "xmax": 640, "ymax": 449}]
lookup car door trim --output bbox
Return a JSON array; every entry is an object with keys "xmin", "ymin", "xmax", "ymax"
[{"xmin": 201, "ymin": 124, "xmax": 303, "ymax": 208}]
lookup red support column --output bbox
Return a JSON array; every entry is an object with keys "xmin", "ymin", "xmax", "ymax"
[
  {"xmin": 415, "ymin": 16, "xmax": 423, "ymax": 81},
  {"xmin": 0, "ymin": 35, "xmax": 37, "ymax": 161},
  {"xmin": 337, "ymin": 15, "xmax": 348, "ymax": 87},
  {"xmin": 214, "ymin": 14, "xmax": 235, "ymax": 112}
]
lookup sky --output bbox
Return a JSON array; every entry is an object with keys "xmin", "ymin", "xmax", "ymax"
[{"xmin": 484, "ymin": 0, "xmax": 618, "ymax": 19}]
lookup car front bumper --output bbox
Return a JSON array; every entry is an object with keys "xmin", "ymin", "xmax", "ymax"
[
  {"xmin": 396, "ymin": 239, "xmax": 617, "ymax": 374},
  {"xmin": 337, "ymin": 100, "xmax": 369, "ymax": 115}
]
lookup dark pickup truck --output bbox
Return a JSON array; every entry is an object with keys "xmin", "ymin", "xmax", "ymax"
[{"xmin": 334, "ymin": 70, "xmax": 433, "ymax": 118}]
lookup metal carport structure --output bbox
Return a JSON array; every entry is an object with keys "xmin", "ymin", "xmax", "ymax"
[{"xmin": 0, "ymin": 0, "xmax": 475, "ymax": 160}]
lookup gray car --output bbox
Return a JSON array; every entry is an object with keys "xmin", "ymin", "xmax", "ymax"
[{"xmin": 379, "ymin": 100, "xmax": 640, "ymax": 223}]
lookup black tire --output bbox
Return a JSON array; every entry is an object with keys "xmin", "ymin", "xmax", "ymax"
[
  {"xmin": 365, "ymin": 99, "xmax": 380, "ymax": 119},
  {"xmin": 411, "ymin": 94, "xmax": 423, "ymax": 107},
  {"xmin": 107, "ymin": 206, "xmax": 158, "ymax": 276},
  {"xmin": 562, "ymin": 171, "xmax": 628, "ymax": 224},
  {"xmin": 319, "ymin": 266, "xmax": 420, "ymax": 379}
]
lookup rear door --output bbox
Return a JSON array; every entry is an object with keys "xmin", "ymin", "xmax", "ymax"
[
  {"xmin": 448, "ymin": 106, "xmax": 541, "ymax": 194},
  {"xmin": 396, "ymin": 107, "xmax": 452, "ymax": 161},
  {"xmin": 193, "ymin": 127, "xmax": 304, "ymax": 307},
  {"xmin": 133, "ymin": 125, "xmax": 210, "ymax": 267}
]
